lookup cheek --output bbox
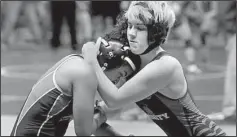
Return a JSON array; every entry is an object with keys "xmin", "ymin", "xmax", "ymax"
[
  {"xmin": 116, "ymin": 78, "xmax": 126, "ymax": 88},
  {"xmin": 104, "ymin": 71, "xmax": 116, "ymax": 81},
  {"xmin": 141, "ymin": 31, "xmax": 148, "ymax": 45},
  {"xmin": 138, "ymin": 32, "xmax": 149, "ymax": 50}
]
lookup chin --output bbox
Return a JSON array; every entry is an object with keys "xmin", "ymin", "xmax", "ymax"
[{"xmin": 131, "ymin": 49, "xmax": 143, "ymax": 55}]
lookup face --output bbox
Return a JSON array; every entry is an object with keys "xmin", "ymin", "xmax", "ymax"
[
  {"xmin": 127, "ymin": 19, "xmax": 149, "ymax": 54},
  {"xmin": 104, "ymin": 63, "xmax": 134, "ymax": 88}
]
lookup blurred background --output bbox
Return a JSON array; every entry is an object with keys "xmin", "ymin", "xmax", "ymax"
[{"xmin": 1, "ymin": 1, "xmax": 236, "ymax": 136}]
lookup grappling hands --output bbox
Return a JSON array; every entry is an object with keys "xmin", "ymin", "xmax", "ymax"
[
  {"xmin": 82, "ymin": 37, "xmax": 102, "ymax": 65},
  {"xmin": 93, "ymin": 100, "xmax": 107, "ymax": 127}
]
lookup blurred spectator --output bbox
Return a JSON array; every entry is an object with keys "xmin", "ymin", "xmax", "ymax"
[
  {"xmin": 120, "ymin": 1, "xmax": 131, "ymax": 11},
  {"xmin": 223, "ymin": 33, "xmax": 236, "ymax": 120},
  {"xmin": 208, "ymin": 33, "xmax": 236, "ymax": 122},
  {"xmin": 1, "ymin": 1, "xmax": 48, "ymax": 49},
  {"xmin": 217, "ymin": 1, "xmax": 236, "ymax": 37},
  {"xmin": 197, "ymin": 1, "xmax": 219, "ymax": 65},
  {"xmin": 76, "ymin": 1, "xmax": 92, "ymax": 46},
  {"xmin": 90, "ymin": 1, "xmax": 121, "ymax": 39},
  {"xmin": 24, "ymin": 2, "xmax": 43, "ymax": 44},
  {"xmin": 208, "ymin": 1, "xmax": 236, "ymax": 122},
  {"xmin": 1, "ymin": 1, "xmax": 23, "ymax": 48},
  {"xmin": 37, "ymin": 1, "xmax": 51, "ymax": 43},
  {"xmin": 50, "ymin": 1, "xmax": 78, "ymax": 51},
  {"xmin": 171, "ymin": 1, "xmax": 202, "ymax": 74}
]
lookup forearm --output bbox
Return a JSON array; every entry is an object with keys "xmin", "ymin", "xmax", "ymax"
[
  {"xmin": 99, "ymin": 100, "xmax": 123, "ymax": 117},
  {"xmin": 91, "ymin": 111, "xmax": 107, "ymax": 134},
  {"xmin": 91, "ymin": 117, "xmax": 100, "ymax": 134},
  {"xmin": 92, "ymin": 61, "xmax": 119, "ymax": 108}
]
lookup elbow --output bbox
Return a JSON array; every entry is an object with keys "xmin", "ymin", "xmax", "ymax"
[
  {"xmin": 106, "ymin": 102, "xmax": 115, "ymax": 109},
  {"xmin": 105, "ymin": 100, "xmax": 121, "ymax": 110},
  {"xmin": 74, "ymin": 126, "xmax": 92, "ymax": 136}
]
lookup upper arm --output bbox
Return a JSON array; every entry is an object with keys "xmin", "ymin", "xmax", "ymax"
[
  {"xmin": 69, "ymin": 60, "xmax": 98, "ymax": 135},
  {"xmin": 114, "ymin": 57, "xmax": 177, "ymax": 107}
]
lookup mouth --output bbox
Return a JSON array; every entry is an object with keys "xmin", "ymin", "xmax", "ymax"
[
  {"xmin": 112, "ymin": 79, "xmax": 120, "ymax": 85},
  {"xmin": 129, "ymin": 40, "xmax": 137, "ymax": 43},
  {"xmin": 129, "ymin": 42, "xmax": 137, "ymax": 49}
]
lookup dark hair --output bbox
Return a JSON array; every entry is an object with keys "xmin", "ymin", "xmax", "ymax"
[
  {"xmin": 103, "ymin": 11, "xmax": 129, "ymax": 46},
  {"xmin": 98, "ymin": 12, "xmax": 141, "ymax": 78},
  {"xmin": 98, "ymin": 13, "xmax": 131, "ymax": 71},
  {"xmin": 141, "ymin": 21, "xmax": 169, "ymax": 54}
]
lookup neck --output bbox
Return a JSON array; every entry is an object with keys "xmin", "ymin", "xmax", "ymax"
[{"xmin": 139, "ymin": 46, "xmax": 164, "ymax": 69}]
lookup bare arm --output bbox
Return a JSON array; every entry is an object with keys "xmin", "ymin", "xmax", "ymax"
[
  {"xmin": 91, "ymin": 56, "xmax": 176, "ymax": 109},
  {"xmin": 70, "ymin": 61, "xmax": 104, "ymax": 136}
]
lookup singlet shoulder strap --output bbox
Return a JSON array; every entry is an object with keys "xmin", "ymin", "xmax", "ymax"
[
  {"xmin": 69, "ymin": 53, "xmax": 84, "ymax": 58},
  {"xmin": 151, "ymin": 51, "xmax": 170, "ymax": 62}
]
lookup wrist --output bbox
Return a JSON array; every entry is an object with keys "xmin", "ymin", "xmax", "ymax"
[
  {"xmin": 98, "ymin": 101, "xmax": 108, "ymax": 113},
  {"xmin": 94, "ymin": 112, "xmax": 107, "ymax": 127},
  {"xmin": 94, "ymin": 101, "xmax": 107, "ymax": 126}
]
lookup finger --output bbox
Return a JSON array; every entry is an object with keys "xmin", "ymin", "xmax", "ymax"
[
  {"xmin": 95, "ymin": 37, "xmax": 103, "ymax": 54},
  {"xmin": 95, "ymin": 37, "xmax": 102, "ymax": 48}
]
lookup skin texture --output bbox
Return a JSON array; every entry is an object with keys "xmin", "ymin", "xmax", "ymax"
[
  {"xmin": 56, "ymin": 40, "xmax": 136, "ymax": 135},
  {"xmin": 81, "ymin": 1, "xmax": 186, "ymax": 109},
  {"xmin": 82, "ymin": 36, "xmax": 185, "ymax": 109},
  {"xmin": 127, "ymin": 20, "xmax": 149, "ymax": 54}
]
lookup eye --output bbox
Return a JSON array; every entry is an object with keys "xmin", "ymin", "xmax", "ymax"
[
  {"xmin": 123, "ymin": 71, "xmax": 128, "ymax": 77},
  {"xmin": 112, "ymin": 79, "xmax": 120, "ymax": 85},
  {"xmin": 137, "ymin": 26, "xmax": 146, "ymax": 31},
  {"xmin": 112, "ymin": 81, "xmax": 116, "ymax": 84}
]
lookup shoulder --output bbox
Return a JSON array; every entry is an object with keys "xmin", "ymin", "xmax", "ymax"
[
  {"xmin": 147, "ymin": 55, "xmax": 181, "ymax": 74},
  {"xmin": 59, "ymin": 57, "xmax": 95, "ymax": 81},
  {"xmin": 132, "ymin": 55, "xmax": 181, "ymax": 91}
]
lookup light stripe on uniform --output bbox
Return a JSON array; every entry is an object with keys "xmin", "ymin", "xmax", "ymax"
[
  {"xmin": 14, "ymin": 87, "xmax": 55, "ymax": 136},
  {"xmin": 37, "ymin": 93, "xmax": 63, "ymax": 136}
]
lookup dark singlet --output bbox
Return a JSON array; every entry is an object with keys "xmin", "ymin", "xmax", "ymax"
[
  {"xmin": 135, "ymin": 51, "xmax": 226, "ymax": 136},
  {"xmin": 10, "ymin": 54, "xmax": 83, "ymax": 136}
]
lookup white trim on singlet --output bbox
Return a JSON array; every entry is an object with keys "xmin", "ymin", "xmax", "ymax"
[
  {"xmin": 37, "ymin": 93, "xmax": 72, "ymax": 136},
  {"xmin": 32, "ymin": 71, "xmax": 55, "ymax": 91},
  {"xmin": 14, "ymin": 87, "xmax": 55, "ymax": 136},
  {"xmin": 37, "ymin": 93, "xmax": 63, "ymax": 136},
  {"xmin": 53, "ymin": 72, "xmax": 64, "ymax": 95},
  {"xmin": 14, "ymin": 54, "xmax": 80, "ymax": 136},
  {"xmin": 53, "ymin": 54, "xmax": 81, "ymax": 97}
]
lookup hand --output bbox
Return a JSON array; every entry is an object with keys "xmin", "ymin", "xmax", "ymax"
[
  {"xmin": 82, "ymin": 37, "xmax": 102, "ymax": 65},
  {"xmin": 94, "ymin": 100, "xmax": 107, "ymax": 127}
]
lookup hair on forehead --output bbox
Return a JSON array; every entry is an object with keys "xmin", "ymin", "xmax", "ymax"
[
  {"xmin": 125, "ymin": 1, "xmax": 175, "ymax": 28},
  {"xmin": 125, "ymin": 2, "xmax": 154, "ymax": 25}
]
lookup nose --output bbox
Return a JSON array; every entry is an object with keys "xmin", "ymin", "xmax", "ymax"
[{"xmin": 128, "ymin": 26, "xmax": 137, "ymax": 39}]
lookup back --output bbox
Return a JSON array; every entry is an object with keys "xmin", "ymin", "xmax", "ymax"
[{"xmin": 11, "ymin": 54, "xmax": 82, "ymax": 136}]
